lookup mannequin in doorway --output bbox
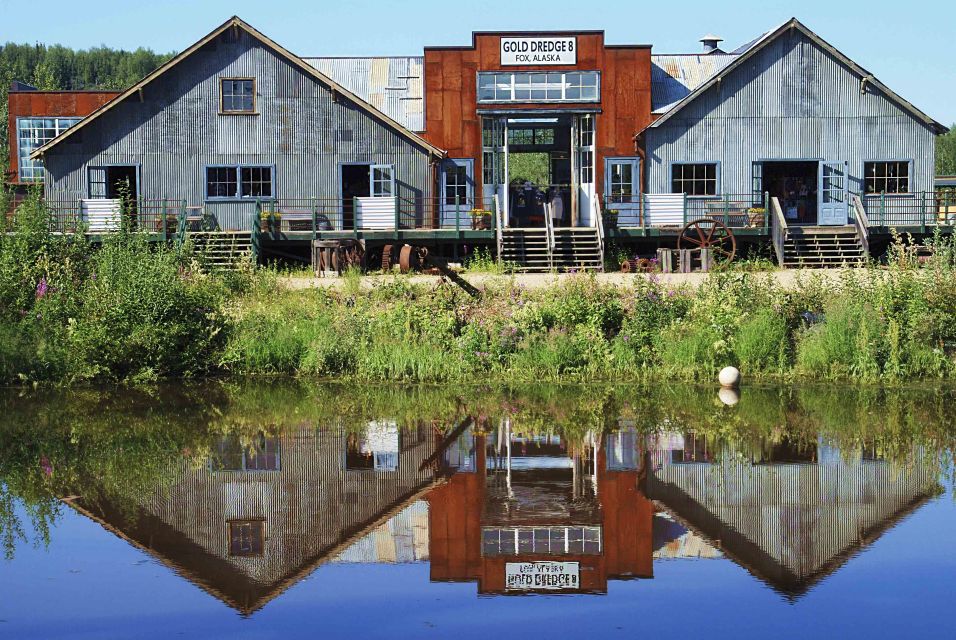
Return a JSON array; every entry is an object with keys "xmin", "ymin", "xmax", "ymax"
[{"xmin": 549, "ymin": 186, "xmax": 565, "ymax": 227}]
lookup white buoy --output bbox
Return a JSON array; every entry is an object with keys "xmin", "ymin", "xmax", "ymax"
[
  {"xmin": 718, "ymin": 366, "xmax": 741, "ymax": 388},
  {"xmin": 718, "ymin": 387, "xmax": 740, "ymax": 406}
]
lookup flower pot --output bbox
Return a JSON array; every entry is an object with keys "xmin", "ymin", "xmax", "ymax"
[{"xmin": 471, "ymin": 215, "xmax": 491, "ymax": 230}]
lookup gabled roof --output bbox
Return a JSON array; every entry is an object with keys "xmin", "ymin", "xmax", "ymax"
[
  {"xmin": 644, "ymin": 18, "xmax": 948, "ymax": 136},
  {"xmin": 31, "ymin": 16, "xmax": 445, "ymax": 160},
  {"xmin": 651, "ymin": 53, "xmax": 738, "ymax": 114}
]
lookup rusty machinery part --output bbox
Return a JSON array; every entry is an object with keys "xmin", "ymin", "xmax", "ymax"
[
  {"xmin": 381, "ymin": 244, "xmax": 395, "ymax": 273},
  {"xmin": 620, "ymin": 260, "xmax": 633, "ymax": 273},
  {"xmin": 331, "ymin": 239, "xmax": 365, "ymax": 273},
  {"xmin": 676, "ymin": 218, "xmax": 736, "ymax": 261},
  {"xmin": 398, "ymin": 244, "xmax": 430, "ymax": 273},
  {"xmin": 636, "ymin": 258, "xmax": 654, "ymax": 272}
]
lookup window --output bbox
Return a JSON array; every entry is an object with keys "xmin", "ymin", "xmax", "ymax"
[
  {"xmin": 578, "ymin": 115, "xmax": 594, "ymax": 185},
  {"xmin": 16, "ymin": 117, "xmax": 81, "ymax": 182},
  {"xmin": 864, "ymin": 161, "xmax": 910, "ymax": 195},
  {"xmin": 371, "ymin": 165, "xmax": 394, "ymax": 197},
  {"xmin": 229, "ymin": 520, "xmax": 264, "ymax": 557},
  {"xmin": 671, "ymin": 163, "xmax": 718, "ymax": 196},
  {"xmin": 608, "ymin": 159, "xmax": 637, "ymax": 203},
  {"xmin": 482, "ymin": 526, "xmax": 602, "ymax": 556},
  {"xmin": 443, "ymin": 163, "xmax": 469, "ymax": 205},
  {"xmin": 507, "ymin": 127, "xmax": 555, "ymax": 146},
  {"xmin": 211, "ymin": 435, "xmax": 281, "ymax": 471},
  {"xmin": 477, "ymin": 71, "xmax": 600, "ymax": 103},
  {"xmin": 205, "ymin": 165, "xmax": 272, "ymax": 200},
  {"xmin": 220, "ymin": 78, "xmax": 255, "ymax": 113}
]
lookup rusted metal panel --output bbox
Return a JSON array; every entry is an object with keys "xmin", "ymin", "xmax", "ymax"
[
  {"xmin": 6, "ymin": 89, "xmax": 119, "ymax": 183},
  {"xmin": 646, "ymin": 28, "xmax": 937, "ymax": 198},
  {"xmin": 41, "ymin": 30, "xmax": 434, "ymax": 231}
]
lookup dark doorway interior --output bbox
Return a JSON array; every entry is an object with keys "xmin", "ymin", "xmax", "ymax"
[
  {"xmin": 104, "ymin": 165, "xmax": 138, "ymax": 199},
  {"xmin": 763, "ymin": 161, "xmax": 817, "ymax": 224},
  {"xmin": 341, "ymin": 164, "xmax": 370, "ymax": 229}
]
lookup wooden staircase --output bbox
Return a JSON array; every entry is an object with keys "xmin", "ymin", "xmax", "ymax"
[
  {"xmin": 782, "ymin": 226, "xmax": 865, "ymax": 268},
  {"xmin": 186, "ymin": 231, "xmax": 253, "ymax": 271},
  {"xmin": 499, "ymin": 227, "xmax": 603, "ymax": 272}
]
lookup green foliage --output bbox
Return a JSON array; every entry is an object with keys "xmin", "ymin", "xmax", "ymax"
[
  {"xmin": 735, "ymin": 308, "xmax": 790, "ymax": 374},
  {"xmin": 507, "ymin": 152, "xmax": 550, "ymax": 185},
  {"xmin": 938, "ymin": 126, "xmax": 956, "ymax": 176}
]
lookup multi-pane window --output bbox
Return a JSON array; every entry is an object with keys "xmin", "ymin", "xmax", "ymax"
[
  {"xmin": 444, "ymin": 163, "xmax": 469, "ymax": 205},
  {"xmin": 578, "ymin": 115, "xmax": 594, "ymax": 184},
  {"xmin": 671, "ymin": 163, "xmax": 718, "ymax": 196},
  {"xmin": 508, "ymin": 127, "xmax": 555, "ymax": 146},
  {"xmin": 220, "ymin": 78, "xmax": 255, "ymax": 113},
  {"xmin": 16, "ymin": 117, "xmax": 81, "ymax": 182},
  {"xmin": 477, "ymin": 71, "xmax": 600, "ymax": 103},
  {"xmin": 608, "ymin": 160, "xmax": 635, "ymax": 203},
  {"xmin": 210, "ymin": 435, "xmax": 281, "ymax": 471},
  {"xmin": 205, "ymin": 165, "xmax": 272, "ymax": 200},
  {"xmin": 228, "ymin": 520, "xmax": 265, "ymax": 557},
  {"xmin": 864, "ymin": 161, "xmax": 910, "ymax": 194},
  {"xmin": 482, "ymin": 527, "xmax": 602, "ymax": 556},
  {"xmin": 371, "ymin": 165, "xmax": 394, "ymax": 197},
  {"xmin": 482, "ymin": 118, "xmax": 505, "ymax": 186}
]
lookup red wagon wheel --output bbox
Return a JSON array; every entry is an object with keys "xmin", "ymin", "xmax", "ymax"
[{"xmin": 677, "ymin": 218, "xmax": 736, "ymax": 261}]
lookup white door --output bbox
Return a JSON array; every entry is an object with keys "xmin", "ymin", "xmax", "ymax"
[
  {"xmin": 482, "ymin": 117, "xmax": 508, "ymax": 226},
  {"xmin": 818, "ymin": 161, "xmax": 848, "ymax": 225},
  {"xmin": 605, "ymin": 158, "xmax": 641, "ymax": 225}
]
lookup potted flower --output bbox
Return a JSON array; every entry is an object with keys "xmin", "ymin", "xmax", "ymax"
[
  {"xmin": 604, "ymin": 209, "xmax": 619, "ymax": 230},
  {"xmin": 469, "ymin": 208, "xmax": 493, "ymax": 230}
]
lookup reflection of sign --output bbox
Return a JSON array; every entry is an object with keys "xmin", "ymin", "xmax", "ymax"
[
  {"xmin": 505, "ymin": 561, "xmax": 580, "ymax": 590},
  {"xmin": 500, "ymin": 37, "xmax": 576, "ymax": 66}
]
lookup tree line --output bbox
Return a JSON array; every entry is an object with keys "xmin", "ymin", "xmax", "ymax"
[{"xmin": 0, "ymin": 42, "xmax": 174, "ymax": 179}]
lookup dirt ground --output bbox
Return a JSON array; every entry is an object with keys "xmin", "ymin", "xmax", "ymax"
[{"xmin": 281, "ymin": 269, "xmax": 859, "ymax": 291}]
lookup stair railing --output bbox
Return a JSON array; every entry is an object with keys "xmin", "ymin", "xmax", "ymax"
[
  {"xmin": 850, "ymin": 194, "xmax": 870, "ymax": 261},
  {"xmin": 493, "ymin": 194, "xmax": 504, "ymax": 263},
  {"xmin": 544, "ymin": 202, "xmax": 556, "ymax": 271},
  {"xmin": 250, "ymin": 203, "xmax": 261, "ymax": 263},
  {"xmin": 594, "ymin": 197, "xmax": 606, "ymax": 273},
  {"xmin": 770, "ymin": 196, "xmax": 788, "ymax": 268}
]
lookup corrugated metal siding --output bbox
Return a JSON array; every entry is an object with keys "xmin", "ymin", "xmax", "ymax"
[
  {"xmin": 646, "ymin": 29, "xmax": 936, "ymax": 198},
  {"xmin": 42, "ymin": 32, "xmax": 433, "ymax": 231},
  {"xmin": 144, "ymin": 426, "xmax": 437, "ymax": 589},
  {"xmin": 304, "ymin": 57, "xmax": 425, "ymax": 132},
  {"xmin": 651, "ymin": 54, "xmax": 737, "ymax": 114},
  {"xmin": 647, "ymin": 441, "xmax": 938, "ymax": 583}
]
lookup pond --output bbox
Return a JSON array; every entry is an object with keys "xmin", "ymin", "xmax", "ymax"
[{"xmin": 0, "ymin": 383, "xmax": 954, "ymax": 639}]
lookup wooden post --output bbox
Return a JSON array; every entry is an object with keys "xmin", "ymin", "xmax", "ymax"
[
  {"xmin": 921, "ymin": 191, "xmax": 927, "ymax": 234},
  {"xmin": 763, "ymin": 191, "xmax": 769, "ymax": 234},
  {"xmin": 700, "ymin": 248, "xmax": 713, "ymax": 272},
  {"xmin": 679, "ymin": 249, "xmax": 694, "ymax": 273},
  {"xmin": 881, "ymin": 191, "xmax": 886, "ymax": 227},
  {"xmin": 723, "ymin": 192, "xmax": 729, "ymax": 228}
]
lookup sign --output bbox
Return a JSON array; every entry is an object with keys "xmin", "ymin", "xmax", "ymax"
[
  {"xmin": 505, "ymin": 561, "xmax": 580, "ymax": 591},
  {"xmin": 500, "ymin": 37, "xmax": 576, "ymax": 66}
]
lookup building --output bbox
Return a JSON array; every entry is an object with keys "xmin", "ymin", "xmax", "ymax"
[
  {"xmin": 5, "ymin": 82, "xmax": 119, "ymax": 197},
  {"xmin": 17, "ymin": 16, "xmax": 949, "ymax": 269}
]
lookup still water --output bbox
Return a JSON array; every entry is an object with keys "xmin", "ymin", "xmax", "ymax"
[{"xmin": 1, "ymin": 383, "xmax": 954, "ymax": 639}]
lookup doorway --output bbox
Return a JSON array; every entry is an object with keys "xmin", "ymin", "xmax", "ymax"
[
  {"xmin": 341, "ymin": 164, "xmax": 370, "ymax": 229},
  {"xmin": 88, "ymin": 165, "xmax": 139, "ymax": 200},
  {"xmin": 761, "ymin": 161, "xmax": 818, "ymax": 224}
]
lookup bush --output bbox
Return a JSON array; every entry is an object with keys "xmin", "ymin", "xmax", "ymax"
[
  {"xmin": 735, "ymin": 308, "xmax": 790, "ymax": 374},
  {"xmin": 796, "ymin": 301, "xmax": 885, "ymax": 380}
]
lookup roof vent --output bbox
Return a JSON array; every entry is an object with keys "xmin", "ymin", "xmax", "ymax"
[{"xmin": 700, "ymin": 34, "xmax": 724, "ymax": 54}]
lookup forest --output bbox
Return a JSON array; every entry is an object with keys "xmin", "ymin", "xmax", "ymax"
[{"xmin": 0, "ymin": 42, "xmax": 174, "ymax": 179}]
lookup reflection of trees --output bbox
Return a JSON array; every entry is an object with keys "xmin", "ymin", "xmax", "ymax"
[{"xmin": 1, "ymin": 380, "xmax": 954, "ymax": 559}]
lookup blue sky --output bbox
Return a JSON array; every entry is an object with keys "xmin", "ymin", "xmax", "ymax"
[{"xmin": 1, "ymin": 0, "xmax": 953, "ymax": 125}]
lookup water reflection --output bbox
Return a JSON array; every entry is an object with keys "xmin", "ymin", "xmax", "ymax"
[{"xmin": 0, "ymin": 384, "xmax": 952, "ymax": 618}]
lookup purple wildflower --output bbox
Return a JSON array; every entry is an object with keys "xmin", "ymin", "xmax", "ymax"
[
  {"xmin": 623, "ymin": 335, "xmax": 630, "ymax": 341},
  {"xmin": 35, "ymin": 277, "xmax": 48, "ymax": 299},
  {"xmin": 40, "ymin": 456, "xmax": 53, "ymax": 477}
]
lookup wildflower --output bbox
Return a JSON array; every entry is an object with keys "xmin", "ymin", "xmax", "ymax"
[
  {"xmin": 35, "ymin": 277, "xmax": 48, "ymax": 299},
  {"xmin": 40, "ymin": 455, "xmax": 52, "ymax": 477},
  {"xmin": 623, "ymin": 335, "xmax": 630, "ymax": 341}
]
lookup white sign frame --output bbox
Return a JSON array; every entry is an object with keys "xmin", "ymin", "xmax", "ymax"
[
  {"xmin": 505, "ymin": 561, "xmax": 580, "ymax": 591},
  {"xmin": 500, "ymin": 37, "xmax": 577, "ymax": 66}
]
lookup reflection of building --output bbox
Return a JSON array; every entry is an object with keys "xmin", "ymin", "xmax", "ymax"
[
  {"xmin": 646, "ymin": 433, "xmax": 942, "ymax": 597},
  {"xmin": 68, "ymin": 425, "xmax": 437, "ymax": 615},
  {"xmin": 428, "ymin": 423, "xmax": 653, "ymax": 594}
]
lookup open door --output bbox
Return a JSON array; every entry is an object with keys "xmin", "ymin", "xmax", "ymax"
[
  {"xmin": 818, "ymin": 161, "xmax": 848, "ymax": 225},
  {"xmin": 441, "ymin": 159, "xmax": 475, "ymax": 228},
  {"xmin": 605, "ymin": 158, "xmax": 641, "ymax": 224},
  {"xmin": 481, "ymin": 117, "xmax": 508, "ymax": 226}
]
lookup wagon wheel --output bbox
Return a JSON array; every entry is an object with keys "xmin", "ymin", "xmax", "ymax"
[{"xmin": 677, "ymin": 218, "xmax": 736, "ymax": 261}]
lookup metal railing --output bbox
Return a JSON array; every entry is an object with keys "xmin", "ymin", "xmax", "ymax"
[
  {"xmin": 594, "ymin": 196, "xmax": 606, "ymax": 272},
  {"xmin": 543, "ymin": 202, "xmax": 556, "ymax": 271},
  {"xmin": 255, "ymin": 196, "xmax": 498, "ymax": 235},
  {"xmin": 770, "ymin": 196, "xmax": 788, "ymax": 268},
  {"xmin": 604, "ymin": 193, "xmax": 770, "ymax": 230},
  {"xmin": 22, "ymin": 198, "xmax": 184, "ymax": 239},
  {"xmin": 862, "ymin": 191, "xmax": 956, "ymax": 230}
]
